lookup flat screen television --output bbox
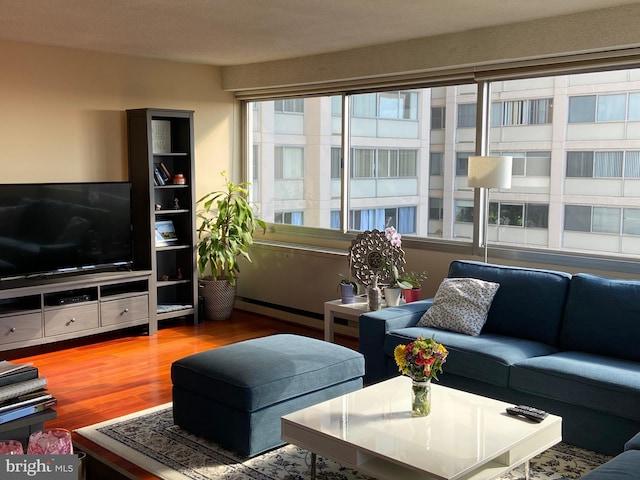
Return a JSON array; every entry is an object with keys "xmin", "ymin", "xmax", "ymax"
[{"xmin": 0, "ymin": 182, "xmax": 133, "ymax": 281}]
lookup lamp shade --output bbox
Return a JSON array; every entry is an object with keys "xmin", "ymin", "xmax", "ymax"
[{"xmin": 467, "ymin": 156, "xmax": 513, "ymax": 189}]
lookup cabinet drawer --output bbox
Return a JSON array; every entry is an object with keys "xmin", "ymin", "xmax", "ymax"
[
  {"xmin": 44, "ymin": 303, "xmax": 99, "ymax": 337},
  {"xmin": 0, "ymin": 313, "xmax": 43, "ymax": 346},
  {"xmin": 101, "ymin": 295, "xmax": 149, "ymax": 327}
]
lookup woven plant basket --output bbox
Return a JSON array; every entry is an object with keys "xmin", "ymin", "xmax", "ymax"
[{"xmin": 201, "ymin": 277, "xmax": 237, "ymax": 321}]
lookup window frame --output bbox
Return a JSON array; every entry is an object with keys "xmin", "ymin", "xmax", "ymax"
[{"xmin": 242, "ymin": 64, "xmax": 640, "ymax": 276}]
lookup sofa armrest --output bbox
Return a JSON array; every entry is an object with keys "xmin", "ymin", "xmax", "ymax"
[
  {"xmin": 625, "ymin": 432, "xmax": 640, "ymax": 451},
  {"xmin": 359, "ymin": 299, "xmax": 433, "ymax": 385}
]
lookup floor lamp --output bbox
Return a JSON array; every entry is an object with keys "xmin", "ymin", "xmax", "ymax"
[{"xmin": 467, "ymin": 156, "xmax": 512, "ymax": 263}]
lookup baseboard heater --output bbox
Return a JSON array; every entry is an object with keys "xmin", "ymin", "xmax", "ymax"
[{"xmin": 235, "ymin": 297, "xmax": 355, "ymax": 337}]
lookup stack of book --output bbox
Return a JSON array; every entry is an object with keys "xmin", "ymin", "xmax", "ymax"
[
  {"xmin": 153, "ymin": 162, "xmax": 172, "ymax": 186},
  {"xmin": 0, "ymin": 361, "xmax": 57, "ymax": 425}
]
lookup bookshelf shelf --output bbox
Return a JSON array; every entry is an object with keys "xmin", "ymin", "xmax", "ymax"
[{"xmin": 127, "ymin": 109, "xmax": 198, "ymax": 325}]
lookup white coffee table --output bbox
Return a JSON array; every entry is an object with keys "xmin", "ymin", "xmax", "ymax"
[
  {"xmin": 324, "ymin": 296, "xmax": 404, "ymax": 342},
  {"xmin": 281, "ymin": 376, "xmax": 562, "ymax": 480}
]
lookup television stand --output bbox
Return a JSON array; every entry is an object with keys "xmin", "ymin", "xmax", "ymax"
[{"xmin": 0, "ymin": 270, "xmax": 153, "ymax": 351}]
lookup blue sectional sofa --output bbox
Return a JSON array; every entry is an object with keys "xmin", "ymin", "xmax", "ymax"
[
  {"xmin": 580, "ymin": 432, "xmax": 640, "ymax": 479},
  {"xmin": 359, "ymin": 260, "xmax": 640, "ymax": 456}
]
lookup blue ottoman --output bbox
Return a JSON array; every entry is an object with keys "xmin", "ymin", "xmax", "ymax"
[{"xmin": 171, "ymin": 334, "xmax": 364, "ymax": 457}]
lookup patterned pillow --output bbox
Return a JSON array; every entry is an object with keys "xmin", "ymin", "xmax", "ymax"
[{"xmin": 417, "ymin": 277, "xmax": 500, "ymax": 336}]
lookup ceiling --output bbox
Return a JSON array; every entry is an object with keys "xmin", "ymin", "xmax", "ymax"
[{"xmin": 1, "ymin": 0, "xmax": 639, "ymax": 67}]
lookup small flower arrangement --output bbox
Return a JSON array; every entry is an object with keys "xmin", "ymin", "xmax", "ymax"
[
  {"xmin": 394, "ymin": 335, "xmax": 449, "ymax": 382},
  {"xmin": 383, "ymin": 226, "xmax": 413, "ymax": 289}
]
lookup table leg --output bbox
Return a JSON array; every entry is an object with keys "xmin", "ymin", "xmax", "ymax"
[
  {"xmin": 310, "ymin": 452, "xmax": 317, "ymax": 480},
  {"xmin": 323, "ymin": 306, "xmax": 335, "ymax": 343},
  {"xmin": 524, "ymin": 459, "xmax": 530, "ymax": 480}
]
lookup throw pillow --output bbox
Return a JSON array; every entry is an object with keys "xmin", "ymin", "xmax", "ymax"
[{"xmin": 417, "ymin": 277, "xmax": 500, "ymax": 336}]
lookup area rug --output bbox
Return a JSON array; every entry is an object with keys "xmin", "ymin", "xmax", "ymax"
[{"xmin": 75, "ymin": 403, "xmax": 611, "ymax": 480}]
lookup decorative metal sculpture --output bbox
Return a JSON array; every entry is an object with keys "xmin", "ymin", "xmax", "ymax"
[{"xmin": 349, "ymin": 229, "xmax": 405, "ymax": 287}]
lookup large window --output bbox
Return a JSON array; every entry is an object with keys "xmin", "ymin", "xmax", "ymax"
[{"xmin": 247, "ymin": 67, "xmax": 640, "ymax": 260}]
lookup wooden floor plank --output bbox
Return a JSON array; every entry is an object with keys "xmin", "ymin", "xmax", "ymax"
[{"xmin": 4, "ymin": 310, "xmax": 357, "ymax": 479}]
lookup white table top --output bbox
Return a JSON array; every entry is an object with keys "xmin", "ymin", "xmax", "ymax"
[{"xmin": 282, "ymin": 375, "xmax": 562, "ymax": 480}]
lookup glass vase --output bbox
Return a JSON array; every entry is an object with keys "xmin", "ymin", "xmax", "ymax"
[{"xmin": 411, "ymin": 379, "xmax": 432, "ymax": 416}]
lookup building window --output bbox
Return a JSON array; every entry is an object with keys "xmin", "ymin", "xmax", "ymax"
[
  {"xmin": 331, "ymin": 96, "xmax": 342, "ymax": 116},
  {"xmin": 525, "ymin": 204, "xmax": 549, "ymax": 228},
  {"xmin": 564, "ymin": 205, "xmax": 591, "ymax": 232},
  {"xmin": 350, "ymin": 207, "xmax": 416, "ymax": 234},
  {"xmin": 623, "ymin": 208, "xmax": 640, "ymax": 235},
  {"xmin": 275, "ymin": 146, "xmax": 304, "ymax": 179},
  {"xmin": 566, "ymin": 152, "xmax": 594, "ymax": 177},
  {"xmin": 352, "ymin": 91, "xmax": 419, "ymax": 120},
  {"xmin": 498, "ymin": 151, "xmax": 551, "ymax": 177},
  {"xmin": 569, "ymin": 93, "xmax": 629, "ymax": 123},
  {"xmin": 487, "ymin": 202, "xmax": 549, "ymax": 228},
  {"xmin": 431, "ymin": 106, "xmax": 445, "ymax": 129},
  {"xmin": 491, "ymin": 98, "xmax": 553, "ymax": 125},
  {"xmin": 564, "ymin": 205, "xmax": 621, "ymax": 233},
  {"xmin": 430, "ymin": 153, "xmax": 443, "ymax": 175},
  {"xmin": 455, "ymin": 152, "xmax": 470, "ymax": 176},
  {"xmin": 457, "ymin": 103, "xmax": 476, "ymax": 128},
  {"xmin": 352, "ymin": 148, "xmax": 417, "ymax": 178},
  {"xmin": 275, "ymin": 99, "xmax": 304, "ymax": 113},
  {"xmin": 331, "ymin": 147, "xmax": 341, "ymax": 179},
  {"xmin": 379, "ymin": 91, "xmax": 419, "ymax": 120},
  {"xmin": 594, "ymin": 152, "xmax": 623, "ymax": 178},
  {"xmin": 275, "ymin": 211, "xmax": 304, "ymax": 225},
  {"xmin": 455, "ymin": 200, "xmax": 474, "ymax": 223},
  {"xmin": 567, "ymin": 151, "xmax": 628, "ymax": 178},
  {"xmin": 352, "ymin": 149, "xmax": 375, "ymax": 178},
  {"xmin": 330, "ymin": 210, "xmax": 340, "ymax": 229},
  {"xmin": 568, "ymin": 96, "xmax": 596, "ymax": 123},
  {"xmin": 629, "ymin": 93, "xmax": 640, "ymax": 121},
  {"xmin": 429, "ymin": 197, "xmax": 443, "ymax": 221},
  {"xmin": 624, "ymin": 151, "xmax": 640, "ymax": 177},
  {"xmin": 597, "ymin": 94, "xmax": 626, "ymax": 122}
]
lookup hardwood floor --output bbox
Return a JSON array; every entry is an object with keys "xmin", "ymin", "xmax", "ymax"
[{"xmin": 5, "ymin": 309, "xmax": 358, "ymax": 479}]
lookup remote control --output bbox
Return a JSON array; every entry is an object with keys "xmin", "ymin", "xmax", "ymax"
[{"xmin": 506, "ymin": 405, "xmax": 548, "ymax": 422}]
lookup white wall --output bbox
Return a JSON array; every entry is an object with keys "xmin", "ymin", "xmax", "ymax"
[{"xmin": 0, "ymin": 38, "xmax": 236, "ymax": 200}]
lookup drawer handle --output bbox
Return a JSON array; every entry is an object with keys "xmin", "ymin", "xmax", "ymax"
[
  {"xmin": 121, "ymin": 308, "xmax": 130, "ymax": 316},
  {"xmin": 9, "ymin": 327, "xmax": 16, "ymax": 333},
  {"xmin": 67, "ymin": 318, "xmax": 76, "ymax": 326}
]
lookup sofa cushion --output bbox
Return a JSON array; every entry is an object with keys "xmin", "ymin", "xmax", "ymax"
[
  {"xmin": 560, "ymin": 274, "xmax": 640, "ymax": 363},
  {"xmin": 384, "ymin": 326, "xmax": 557, "ymax": 387},
  {"xmin": 625, "ymin": 432, "xmax": 640, "ymax": 451},
  {"xmin": 578, "ymin": 450, "xmax": 640, "ymax": 480},
  {"xmin": 447, "ymin": 260, "xmax": 571, "ymax": 346},
  {"xmin": 510, "ymin": 351, "xmax": 640, "ymax": 421},
  {"xmin": 417, "ymin": 278, "xmax": 500, "ymax": 336}
]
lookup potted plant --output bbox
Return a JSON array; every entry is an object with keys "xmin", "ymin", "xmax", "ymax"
[
  {"xmin": 197, "ymin": 171, "xmax": 266, "ymax": 320},
  {"xmin": 338, "ymin": 274, "xmax": 359, "ymax": 304},
  {"xmin": 397, "ymin": 270, "xmax": 428, "ymax": 303}
]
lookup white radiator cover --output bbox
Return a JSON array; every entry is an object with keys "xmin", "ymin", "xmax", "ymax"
[{"xmin": 236, "ymin": 242, "xmax": 348, "ymax": 317}]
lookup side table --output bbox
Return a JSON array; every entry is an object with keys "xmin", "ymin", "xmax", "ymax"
[{"xmin": 324, "ymin": 297, "xmax": 404, "ymax": 342}]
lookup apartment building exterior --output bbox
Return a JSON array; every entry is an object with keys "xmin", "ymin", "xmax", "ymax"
[{"xmin": 248, "ymin": 67, "xmax": 640, "ymax": 259}]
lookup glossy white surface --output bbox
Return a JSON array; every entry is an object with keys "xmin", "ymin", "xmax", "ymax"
[{"xmin": 282, "ymin": 376, "xmax": 562, "ymax": 480}]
